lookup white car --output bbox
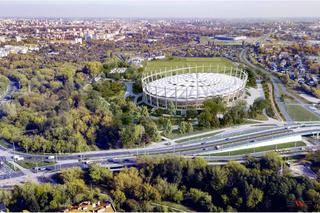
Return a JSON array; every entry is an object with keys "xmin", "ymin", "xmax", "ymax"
[
  {"xmin": 13, "ymin": 155, "xmax": 24, "ymax": 161},
  {"xmin": 47, "ymin": 156, "xmax": 55, "ymax": 160}
]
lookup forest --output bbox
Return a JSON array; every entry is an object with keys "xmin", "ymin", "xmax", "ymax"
[{"xmin": 1, "ymin": 153, "xmax": 320, "ymax": 212}]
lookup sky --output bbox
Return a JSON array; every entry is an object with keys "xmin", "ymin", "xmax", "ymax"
[{"xmin": 0, "ymin": 0, "xmax": 319, "ymax": 18}]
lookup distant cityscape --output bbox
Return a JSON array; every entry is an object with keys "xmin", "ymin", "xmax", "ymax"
[{"xmin": 0, "ymin": 9, "xmax": 319, "ymax": 213}]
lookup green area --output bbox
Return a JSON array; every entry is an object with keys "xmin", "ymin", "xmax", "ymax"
[
  {"xmin": 285, "ymin": 104, "xmax": 320, "ymax": 121},
  {"xmin": 0, "ymin": 75, "xmax": 9, "ymax": 95},
  {"xmin": 207, "ymin": 141, "xmax": 305, "ymax": 156},
  {"xmin": 145, "ymin": 57, "xmax": 235, "ymax": 72},
  {"xmin": 16, "ymin": 160, "xmax": 56, "ymax": 169},
  {"xmin": 3, "ymin": 154, "xmax": 320, "ymax": 212},
  {"xmin": 0, "ymin": 138, "xmax": 13, "ymax": 149},
  {"xmin": 253, "ymin": 114, "xmax": 269, "ymax": 121},
  {"xmin": 199, "ymin": 36, "xmax": 242, "ymax": 46},
  {"xmin": 174, "ymin": 130, "xmax": 224, "ymax": 143},
  {"xmin": 5, "ymin": 161, "xmax": 20, "ymax": 171},
  {"xmin": 152, "ymin": 201, "xmax": 195, "ymax": 212}
]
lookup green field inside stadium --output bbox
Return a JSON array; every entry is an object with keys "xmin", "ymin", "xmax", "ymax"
[{"xmin": 145, "ymin": 57, "xmax": 236, "ymax": 72}]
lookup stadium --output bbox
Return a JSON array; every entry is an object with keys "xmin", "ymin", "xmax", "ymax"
[{"xmin": 142, "ymin": 65, "xmax": 248, "ymax": 110}]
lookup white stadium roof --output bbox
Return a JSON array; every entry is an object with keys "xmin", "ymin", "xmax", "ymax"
[{"xmin": 145, "ymin": 73, "xmax": 245, "ymax": 101}]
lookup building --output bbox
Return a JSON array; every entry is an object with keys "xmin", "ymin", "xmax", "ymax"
[
  {"xmin": 74, "ymin": 38, "xmax": 83, "ymax": 44},
  {"xmin": 213, "ymin": 35, "xmax": 247, "ymax": 41},
  {"xmin": 142, "ymin": 65, "xmax": 247, "ymax": 111},
  {"xmin": 110, "ymin": 68, "xmax": 127, "ymax": 74},
  {"xmin": 64, "ymin": 200, "xmax": 115, "ymax": 213},
  {"xmin": 128, "ymin": 57, "xmax": 144, "ymax": 67}
]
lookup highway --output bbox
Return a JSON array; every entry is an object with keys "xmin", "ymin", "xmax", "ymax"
[{"xmin": 0, "ymin": 121, "xmax": 319, "ymax": 185}]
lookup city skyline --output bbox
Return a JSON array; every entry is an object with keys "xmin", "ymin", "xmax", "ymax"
[{"xmin": 0, "ymin": 0, "xmax": 320, "ymax": 18}]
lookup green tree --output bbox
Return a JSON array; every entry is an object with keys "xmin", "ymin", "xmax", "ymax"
[
  {"xmin": 88, "ymin": 164, "xmax": 113, "ymax": 184},
  {"xmin": 246, "ymin": 187, "xmax": 264, "ymax": 209}
]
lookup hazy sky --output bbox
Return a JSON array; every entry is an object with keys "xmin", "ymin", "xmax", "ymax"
[{"xmin": 0, "ymin": 0, "xmax": 319, "ymax": 18}]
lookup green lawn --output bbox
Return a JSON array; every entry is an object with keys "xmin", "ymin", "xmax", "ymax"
[
  {"xmin": 17, "ymin": 160, "xmax": 56, "ymax": 169},
  {"xmin": 5, "ymin": 161, "xmax": 20, "ymax": 171},
  {"xmin": 0, "ymin": 139, "xmax": 13, "ymax": 149},
  {"xmin": 153, "ymin": 201, "xmax": 196, "ymax": 212},
  {"xmin": 199, "ymin": 36, "xmax": 242, "ymax": 46},
  {"xmin": 285, "ymin": 104, "xmax": 320, "ymax": 121},
  {"xmin": 145, "ymin": 57, "xmax": 235, "ymax": 72},
  {"xmin": 207, "ymin": 141, "xmax": 305, "ymax": 156},
  {"xmin": 0, "ymin": 75, "xmax": 9, "ymax": 95},
  {"xmin": 253, "ymin": 114, "xmax": 269, "ymax": 121},
  {"xmin": 174, "ymin": 130, "xmax": 224, "ymax": 143}
]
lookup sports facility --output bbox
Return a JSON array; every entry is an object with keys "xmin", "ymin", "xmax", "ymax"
[{"xmin": 142, "ymin": 62, "xmax": 248, "ymax": 110}]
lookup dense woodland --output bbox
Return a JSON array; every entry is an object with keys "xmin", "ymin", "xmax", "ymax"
[
  {"xmin": 1, "ymin": 154, "xmax": 320, "ymax": 212},
  {"xmin": 0, "ymin": 52, "xmax": 161, "ymax": 153}
]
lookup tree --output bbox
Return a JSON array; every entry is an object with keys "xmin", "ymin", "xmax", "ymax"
[
  {"xmin": 167, "ymin": 101, "xmax": 176, "ymax": 115},
  {"xmin": 140, "ymin": 117, "xmax": 161, "ymax": 143},
  {"xmin": 59, "ymin": 168, "xmax": 84, "ymax": 184},
  {"xmin": 187, "ymin": 188, "xmax": 214, "ymax": 212},
  {"xmin": 179, "ymin": 121, "xmax": 188, "ymax": 134},
  {"xmin": 111, "ymin": 189, "xmax": 126, "ymax": 209},
  {"xmin": 161, "ymin": 117, "xmax": 173, "ymax": 136},
  {"xmin": 88, "ymin": 164, "xmax": 113, "ymax": 184},
  {"xmin": 155, "ymin": 178, "xmax": 183, "ymax": 203},
  {"xmin": 119, "ymin": 124, "xmax": 144, "ymax": 147},
  {"xmin": 246, "ymin": 187, "xmax": 264, "ymax": 209}
]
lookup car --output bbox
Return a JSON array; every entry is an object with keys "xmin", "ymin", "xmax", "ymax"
[
  {"xmin": 47, "ymin": 155, "xmax": 55, "ymax": 160},
  {"xmin": 201, "ymin": 142, "xmax": 206, "ymax": 145},
  {"xmin": 83, "ymin": 160, "xmax": 93, "ymax": 165},
  {"xmin": 215, "ymin": 145, "xmax": 221, "ymax": 150},
  {"xmin": 202, "ymin": 148, "xmax": 207, "ymax": 151},
  {"xmin": 33, "ymin": 167, "xmax": 46, "ymax": 171},
  {"xmin": 13, "ymin": 155, "xmax": 24, "ymax": 161},
  {"xmin": 249, "ymin": 140, "xmax": 255, "ymax": 143},
  {"xmin": 123, "ymin": 159, "xmax": 131, "ymax": 163},
  {"xmin": 225, "ymin": 138, "xmax": 230, "ymax": 141}
]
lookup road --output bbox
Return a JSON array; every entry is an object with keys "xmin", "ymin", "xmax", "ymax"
[
  {"xmin": 239, "ymin": 48, "xmax": 292, "ymax": 122},
  {"xmin": 1, "ymin": 121, "xmax": 319, "ymax": 185},
  {"xmin": 0, "ymin": 78, "xmax": 19, "ymax": 106},
  {"xmin": 240, "ymin": 47, "xmax": 320, "ymax": 122}
]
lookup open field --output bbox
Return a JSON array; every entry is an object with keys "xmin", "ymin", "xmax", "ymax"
[
  {"xmin": 16, "ymin": 160, "xmax": 56, "ymax": 169},
  {"xmin": 145, "ymin": 57, "xmax": 235, "ymax": 72},
  {"xmin": 206, "ymin": 141, "xmax": 305, "ymax": 156},
  {"xmin": 174, "ymin": 130, "xmax": 224, "ymax": 143},
  {"xmin": 152, "ymin": 201, "xmax": 196, "ymax": 212},
  {"xmin": 285, "ymin": 104, "xmax": 320, "ymax": 121}
]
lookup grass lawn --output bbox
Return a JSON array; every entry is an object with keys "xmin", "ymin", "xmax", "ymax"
[
  {"xmin": 174, "ymin": 130, "xmax": 224, "ymax": 143},
  {"xmin": 0, "ymin": 139, "xmax": 13, "ymax": 149},
  {"xmin": 285, "ymin": 104, "xmax": 320, "ymax": 121},
  {"xmin": 253, "ymin": 114, "xmax": 269, "ymax": 121},
  {"xmin": 17, "ymin": 160, "xmax": 56, "ymax": 169},
  {"xmin": 207, "ymin": 141, "xmax": 305, "ymax": 156},
  {"xmin": 145, "ymin": 57, "xmax": 235, "ymax": 72},
  {"xmin": 153, "ymin": 201, "xmax": 196, "ymax": 212},
  {"xmin": 5, "ymin": 161, "xmax": 20, "ymax": 171}
]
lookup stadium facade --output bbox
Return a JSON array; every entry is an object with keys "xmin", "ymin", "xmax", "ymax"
[{"xmin": 142, "ymin": 65, "xmax": 248, "ymax": 110}]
